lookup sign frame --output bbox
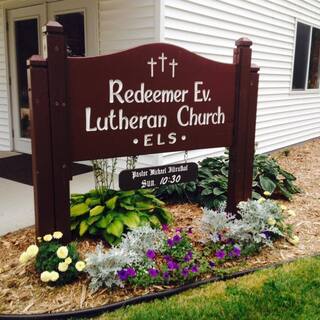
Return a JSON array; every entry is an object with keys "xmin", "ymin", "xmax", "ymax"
[{"xmin": 27, "ymin": 22, "xmax": 259, "ymax": 242}]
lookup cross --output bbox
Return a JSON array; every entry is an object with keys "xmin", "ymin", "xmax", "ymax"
[
  {"xmin": 169, "ymin": 58, "xmax": 178, "ymax": 78},
  {"xmin": 147, "ymin": 57, "xmax": 157, "ymax": 78},
  {"xmin": 158, "ymin": 52, "xmax": 167, "ymax": 72}
]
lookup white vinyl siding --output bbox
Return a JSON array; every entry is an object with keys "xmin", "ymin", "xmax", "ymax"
[
  {"xmin": 0, "ymin": 6, "xmax": 10, "ymax": 151},
  {"xmin": 161, "ymin": 0, "xmax": 320, "ymax": 164},
  {"xmin": 99, "ymin": 0, "xmax": 156, "ymax": 54}
]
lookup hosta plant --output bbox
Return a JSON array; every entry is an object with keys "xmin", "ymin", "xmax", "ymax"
[
  {"xmin": 70, "ymin": 188, "xmax": 172, "ymax": 245},
  {"xmin": 19, "ymin": 231, "xmax": 86, "ymax": 286}
]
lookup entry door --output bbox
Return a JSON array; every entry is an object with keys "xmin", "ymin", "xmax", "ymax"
[
  {"xmin": 8, "ymin": 0, "xmax": 97, "ymax": 153},
  {"xmin": 8, "ymin": 5, "xmax": 46, "ymax": 154}
]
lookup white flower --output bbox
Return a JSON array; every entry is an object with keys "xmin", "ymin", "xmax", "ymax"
[
  {"xmin": 288, "ymin": 235, "xmax": 300, "ymax": 245},
  {"xmin": 58, "ymin": 262, "xmax": 69, "ymax": 272},
  {"xmin": 64, "ymin": 257, "xmax": 72, "ymax": 265},
  {"xmin": 19, "ymin": 252, "xmax": 30, "ymax": 264},
  {"xmin": 75, "ymin": 261, "xmax": 86, "ymax": 272},
  {"xmin": 40, "ymin": 271, "xmax": 52, "ymax": 283},
  {"xmin": 43, "ymin": 234, "xmax": 53, "ymax": 242},
  {"xmin": 50, "ymin": 271, "xmax": 59, "ymax": 282},
  {"xmin": 56, "ymin": 246, "xmax": 68, "ymax": 259},
  {"xmin": 26, "ymin": 244, "xmax": 39, "ymax": 258},
  {"xmin": 267, "ymin": 217, "xmax": 276, "ymax": 226},
  {"xmin": 287, "ymin": 209, "xmax": 296, "ymax": 217},
  {"xmin": 53, "ymin": 231, "xmax": 63, "ymax": 239}
]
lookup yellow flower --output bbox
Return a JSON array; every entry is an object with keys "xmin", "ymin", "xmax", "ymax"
[
  {"xmin": 267, "ymin": 217, "xmax": 276, "ymax": 226},
  {"xmin": 280, "ymin": 205, "xmax": 287, "ymax": 211},
  {"xmin": 287, "ymin": 209, "xmax": 296, "ymax": 217},
  {"xmin": 37, "ymin": 237, "xmax": 42, "ymax": 242},
  {"xmin": 56, "ymin": 246, "xmax": 69, "ymax": 259},
  {"xmin": 64, "ymin": 257, "xmax": 72, "ymax": 265},
  {"xmin": 258, "ymin": 197, "xmax": 266, "ymax": 204},
  {"xmin": 263, "ymin": 191, "xmax": 271, "ymax": 197},
  {"xmin": 40, "ymin": 271, "xmax": 52, "ymax": 283},
  {"xmin": 53, "ymin": 231, "xmax": 63, "ymax": 240},
  {"xmin": 43, "ymin": 234, "xmax": 53, "ymax": 242},
  {"xmin": 75, "ymin": 261, "xmax": 86, "ymax": 272},
  {"xmin": 58, "ymin": 262, "xmax": 69, "ymax": 272},
  {"xmin": 19, "ymin": 252, "xmax": 30, "ymax": 264},
  {"xmin": 288, "ymin": 235, "xmax": 299, "ymax": 245},
  {"xmin": 26, "ymin": 244, "xmax": 39, "ymax": 258},
  {"xmin": 50, "ymin": 271, "xmax": 59, "ymax": 282}
]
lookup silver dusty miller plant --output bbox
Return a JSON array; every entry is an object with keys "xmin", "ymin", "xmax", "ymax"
[
  {"xmin": 201, "ymin": 199, "xmax": 285, "ymax": 247},
  {"xmin": 85, "ymin": 226, "xmax": 166, "ymax": 291}
]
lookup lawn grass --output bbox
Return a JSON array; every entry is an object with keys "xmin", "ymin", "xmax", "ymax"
[{"xmin": 98, "ymin": 256, "xmax": 320, "ymax": 320}]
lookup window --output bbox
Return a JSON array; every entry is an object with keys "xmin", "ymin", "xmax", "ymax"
[{"xmin": 292, "ymin": 22, "xmax": 320, "ymax": 90}]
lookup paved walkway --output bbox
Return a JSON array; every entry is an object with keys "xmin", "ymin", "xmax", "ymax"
[{"xmin": 0, "ymin": 172, "xmax": 95, "ymax": 236}]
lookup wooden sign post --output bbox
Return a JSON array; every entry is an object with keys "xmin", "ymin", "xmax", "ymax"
[{"xmin": 28, "ymin": 22, "xmax": 259, "ymax": 241}]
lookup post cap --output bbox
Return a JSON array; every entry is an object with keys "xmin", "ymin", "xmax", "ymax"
[
  {"xmin": 42, "ymin": 21, "xmax": 63, "ymax": 34},
  {"xmin": 235, "ymin": 37, "xmax": 252, "ymax": 47},
  {"xmin": 251, "ymin": 64, "xmax": 260, "ymax": 72},
  {"xmin": 27, "ymin": 55, "xmax": 47, "ymax": 67}
]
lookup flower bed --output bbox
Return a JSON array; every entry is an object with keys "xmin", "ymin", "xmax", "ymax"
[{"xmin": 0, "ymin": 138, "xmax": 319, "ymax": 315}]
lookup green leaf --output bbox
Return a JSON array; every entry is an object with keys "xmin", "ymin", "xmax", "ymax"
[
  {"xmin": 120, "ymin": 212, "xmax": 140, "ymax": 229},
  {"xmin": 201, "ymin": 189, "xmax": 212, "ymax": 196},
  {"xmin": 89, "ymin": 205, "xmax": 105, "ymax": 216},
  {"xmin": 148, "ymin": 215, "xmax": 161, "ymax": 227},
  {"xmin": 85, "ymin": 197, "xmax": 101, "ymax": 207},
  {"xmin": 103, "ymin": 231, "xmax": 116, "ymax": 244},
  {"xmin": 213, "ymin": 187, "xmax": 225, "ymax": 196},
  {"xmin": 252, "ymin": 191, "xmax": 261, "ymax": 200},
  {"xmin": 120, "ymin": 202, "xmax": 136, "ymax": 211},
  {"xmin": 70, "ymin": 220, "xmax": 80, "ymax": 231},
  {"xmin": 221, "ymin": 167, "xmax": 228, "ymax": 177},
  {"xmin": 88, "ymin": 225, "xmax": 98, "ymax": 235},
  {"xmin": 259, "ymin": 175, "xmax": 276, "ymax": 193},
  {"xmin": 96, "ymin": 213, "xmax": 114, "ymax": 228},
  {"xmin": 79, "ymin": 220, "xmax": 89, "ymax": 236},
  {"xmin": 118, "ymin": 191, "xmax": 135, "ymax": 198},
  {"xmin": 87, "ymin": 215, "xmax": 101, "ymax": 226},
  {"xmin": 70, "ymin": 203, "xmax": 89, "ymax": 217},
  {"xmin": 135, "ymin": 202, "xmax": 155, "ymax": 210},
  {"xmin": 105, "ymin": 196, "xmax": 118, "ymax": 210},
  {"xmin": 106, "ymin": 220, "xmax": 124, "ymax": 238}
]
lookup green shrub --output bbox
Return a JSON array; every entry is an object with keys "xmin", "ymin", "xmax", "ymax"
[
  {"xmin": 156, "ymin": 151, "xmax": 301, "ymax": 209},
  {"xmin": 70, "ymin": 188, "xmax": 172, "ymax": 244},
  {"xmin": 19, "ymin": 231, "xmax": 85, "ymax": 286}
]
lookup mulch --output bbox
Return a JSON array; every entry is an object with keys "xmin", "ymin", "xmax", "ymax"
[{"xmin": 0, "ymin": 138, "xmax": 319, "ymax": 315}]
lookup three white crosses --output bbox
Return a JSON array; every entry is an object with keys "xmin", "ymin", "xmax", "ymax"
[{"xmin": 147, "ymin": 52, "xmax": 178, "ymax": 78}]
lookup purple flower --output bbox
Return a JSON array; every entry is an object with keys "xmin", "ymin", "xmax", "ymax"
[
  {"xmin": 164, "ymin": 255, "xmax": 172, "ymax": 262},
  {"xmin": 117, "ymin": 269, "xmax": 128, "ymax": 281},
  {"xmin": 175, "ymin": 228, "xmax": 182, "ymax": 233},
  {"xmin": 215, "ymin": 250, "xmax": 226, "ymax": 260},
  {"xmin": 191, "ymin": 265, "xmax": 199, "ymax": 273},
  {"xmin": 173, "ymin": 234, "xmax": 182, "ymax": 244},
  {"xmin": 188, "ymin": 227, "xmax": 193, "ymax": 234},
  {"xmin": 181, "ymin": 267, "xmax": 189, "ymax": 278},
  {"xmin": 163, "ymin": 271, "xmax": 170, "ymax": 280},
  {"xmin": 148, "ymin": 268, "xmax": 159, "ymax": 278},
  {"xmin": 162, "ymin": 224, "xmax": 169, "ymax": 232},
  {"xmin": 209, "ymin": 261, "xmax": 215, "ymax": 268},
  {"xmin": 126, "ymin": 268, "xmax": 136, "ymax": 277},
  {"xmin": 183, "ymin": 251, "xmax": 193, "ymax": 262},
  {"xmin": 232, "ymin": 246, "xmax": 241, "ymax": 257},
  {"xmin": 167, "ymin": 238, "xmax": 174, "ymax": 247},
  {"xmin": 146, "ymin": 249, "xmax": 156, "ymax": 260},
  {"xmin": 167, "ymin": 260, "xmax": 179, "ymax": 270}
]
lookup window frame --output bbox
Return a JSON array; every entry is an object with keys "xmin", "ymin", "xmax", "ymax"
[{"xmin": 291, "ymin": 19, "xmax": 320, "ymax": 93}]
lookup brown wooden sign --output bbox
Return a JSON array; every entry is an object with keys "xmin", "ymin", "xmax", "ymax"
[
  {"xmin": 27, "ymin": 22, "xmax": 259, "ymax": 242},
  {"xmin": 119, "ymin": 163, "xmax": 198, "ymax": 191}
]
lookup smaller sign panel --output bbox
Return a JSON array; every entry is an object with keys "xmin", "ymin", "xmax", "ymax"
[{"xmin": 119, "ymin": 163, "xmax": 198, "ymax": 191}]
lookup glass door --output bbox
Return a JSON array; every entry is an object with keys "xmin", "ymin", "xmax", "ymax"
[
  {"xmin": 8, "ymin": 5, "xmax": 46, "ymax": 153},
  {"xmin": 8, "ymin": 0, "xmax": 98, "ymax": 153}
]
